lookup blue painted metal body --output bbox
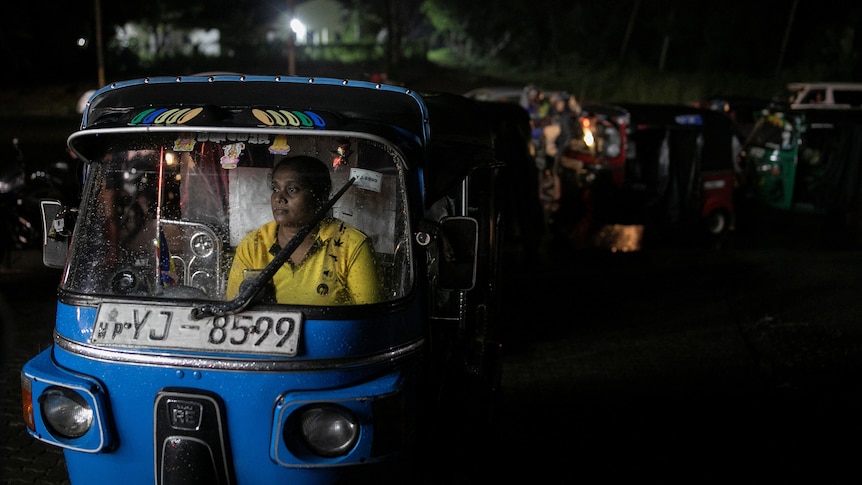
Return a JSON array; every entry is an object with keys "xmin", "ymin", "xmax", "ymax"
[{"xmin": 21, "ymin": 75, "xmax": 504, "ymax": 484}]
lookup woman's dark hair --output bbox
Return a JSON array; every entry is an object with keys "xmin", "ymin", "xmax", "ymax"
[{"xmin": 272, "ymin": 155, "xmax": 332, "ymax": 208}]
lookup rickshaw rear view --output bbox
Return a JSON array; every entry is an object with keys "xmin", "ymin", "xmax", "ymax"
[{"xmin": 617, "ymin": 103, "xmax": 740, "ymax": 246}]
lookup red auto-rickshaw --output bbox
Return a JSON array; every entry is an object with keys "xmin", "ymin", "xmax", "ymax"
[
  {"xmin": 549, "ymin": 103, "xmax": 632, "ymax": 249},
  {"xmin": 617, "ymin": 103, "xmax": 741, "ymax": 245},
  {"xmin": 551, "ymin": 102, "xmax": 741, "ymax": 250}
]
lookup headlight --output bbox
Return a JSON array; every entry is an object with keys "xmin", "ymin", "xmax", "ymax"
[
  {"xmin": 758, "ymin": 163, "xmax": 780, "ymax": 174},
  {"xmin": 40, "ymin": 387, "xmax": 94, "ymax": 439},
  {"xmin": 290, "ymin": 404, "xmax": 359, "ymax": 457}
]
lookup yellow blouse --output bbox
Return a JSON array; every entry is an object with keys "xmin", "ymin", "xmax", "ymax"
[{"xmin": 226, "ymin": 218, "xmax": 381, "ymax": 305}]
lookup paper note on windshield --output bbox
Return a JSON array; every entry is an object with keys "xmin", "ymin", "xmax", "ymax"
[{"xmin": 350, "ymin": 168, "xmax": 382, "ymax": 193}]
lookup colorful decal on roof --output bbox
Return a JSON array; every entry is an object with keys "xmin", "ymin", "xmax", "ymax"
[
  {"xmin": 252, "ymin": 109, "xmax": 326, "ymax": 128},
  {"xmin": 131, "ymin": 107, "xmax": 204, "ymax": 125},
  {"xmin": 125, "ymin": 106, "xmax": 329, "ymax": 129},
  {"xmin": 269, "ymin": 135, "xmax": 291, "ymax": 155},
  {"xmin": 220, "ymin": 143, "xmax": 245, "ymax": 169}
]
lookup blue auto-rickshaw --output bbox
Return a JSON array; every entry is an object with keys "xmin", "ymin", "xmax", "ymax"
[{"xmin": 20, "ymin": 74, "xmax": 505, "ymax": 484}]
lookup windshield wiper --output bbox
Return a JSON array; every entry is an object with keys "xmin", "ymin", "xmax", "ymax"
[{"xmin": 191, "ymin": 177, "xmax": 356, "ymax": 319}]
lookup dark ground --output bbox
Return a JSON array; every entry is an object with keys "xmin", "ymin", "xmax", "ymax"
[
  {"xmin": 5, "ymin": 217, "xmax": 862, "ymax": 484},
  {"xmin": 490, "ymin": 229, "xmax": 862, "ymax": 484}
]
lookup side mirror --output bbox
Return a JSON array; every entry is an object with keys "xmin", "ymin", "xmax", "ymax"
[
  {"xmin": 41, "ymin": 200, "xmax": 74, "ymax": 269},
  {"xmin": 437, "ymin": 216, "xmax": 478, "ymax": 290}
]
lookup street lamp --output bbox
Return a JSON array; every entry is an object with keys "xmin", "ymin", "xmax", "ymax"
[
  {"xmin": 286, "ymin": 0, "xmax": 296, "ymax": 75},
  {"xmin": 95, "ymin": 0, "xmax": 105, "ymax": 86},
  {"xmin": 290, "ymin": 18, "xmax": 306, "ymax": 44}
]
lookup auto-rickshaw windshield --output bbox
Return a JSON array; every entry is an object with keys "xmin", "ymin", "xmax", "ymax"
[
  {"xmin": 63, "ymin": 131, "xmax": 413, "ymax": 304},
  {"xmin": 746, "ymin": 113, "xmax": 796, "ymax": 151}
]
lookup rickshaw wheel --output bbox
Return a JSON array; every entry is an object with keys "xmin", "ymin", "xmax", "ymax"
[{"xmin": 704, "ymin": 210, "xmax": 728, "ymax": 235}]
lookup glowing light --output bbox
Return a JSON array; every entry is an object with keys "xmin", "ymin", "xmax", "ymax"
[
  {"xmin": 290, "ymin": 18, "xmax": 307, "ymax": 43},
  {"xmin": 594, "ymin": 224, "xmax": 644, "ymax": 252}
]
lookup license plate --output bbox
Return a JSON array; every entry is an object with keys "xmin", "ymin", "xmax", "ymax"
[{"xmin": 92, "ymin": 303, "xmax": 302, "ymax": 356}]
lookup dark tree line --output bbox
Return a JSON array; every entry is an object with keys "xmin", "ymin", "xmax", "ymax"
[
  {"xmin": 423, "ymin": 0, "xmax": 860, "ymax": 78},
  {"xmin": 2, "ymin": 0, "xmax": 859, "ymax": 88}
]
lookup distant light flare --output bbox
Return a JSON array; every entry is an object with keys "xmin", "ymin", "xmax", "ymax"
[{"xmin": 290, "ymin": 18, "xmax": 306, "ymax": 43}]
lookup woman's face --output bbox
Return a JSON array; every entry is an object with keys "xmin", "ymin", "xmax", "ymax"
[{"xmin": 270, "ymin": 166, "xmax": 316, "ymax": 228}]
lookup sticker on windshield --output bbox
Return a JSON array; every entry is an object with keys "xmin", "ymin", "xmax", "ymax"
[
  {"xmin": 174, "ymin": 134, "xmax": 196, "ymax": 152},
  {"xmin": 220, "ymin": 142, "xmax": 245, "ymax": 169},
  {"xmin": 332, "ymin": 140, "xmax": 352, "ymax": 170},
  {"xmin": 269, "ymin": 135, "xmax": 291, "ymax": 155},
  {"xmin": 350, "ymin": 168, "xmax": 382, "ymax": 193}
]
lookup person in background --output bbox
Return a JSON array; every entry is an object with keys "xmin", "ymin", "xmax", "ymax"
[
  {"xmin": 522, "ymin": 85, "xmax": 552, "ymax": 165},
  {"xmin": 226, "ymin": 155, "xmax": 381, "ymax": 305},
  {"xmin": 544, "ymin": 91, "xmax": 580, "ymax": 170}
]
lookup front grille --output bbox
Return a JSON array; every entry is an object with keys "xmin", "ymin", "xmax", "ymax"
[{"xmin": 154, "ymin": 388, "xmax": 234, "ymax": 485}]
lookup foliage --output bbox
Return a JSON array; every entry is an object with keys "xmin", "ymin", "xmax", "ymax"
[{"xmin": 419, "ymin": 0, "xmax": 862, "ymax": 81}]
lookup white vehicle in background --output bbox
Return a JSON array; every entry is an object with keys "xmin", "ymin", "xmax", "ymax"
[
  {"xmin": 785, "ymin": 82, "xmax": 862, "ymax": 108},
  {"xmin": 463, "ymin": 86, "xmax": 526, "ymax": 105}
]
